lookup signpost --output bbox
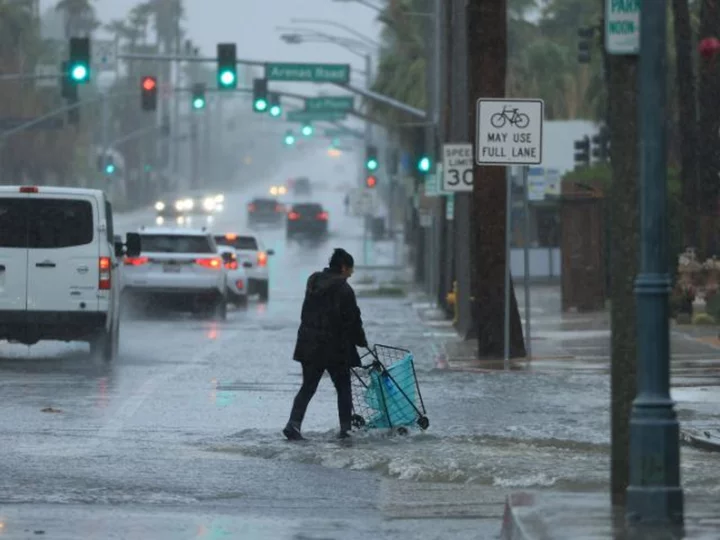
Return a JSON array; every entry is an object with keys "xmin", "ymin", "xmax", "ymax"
[
  {"xmin": 476, "ymin": 97, "xmax": 545, "ymax": 368},
  {"xmin": 445, "ymin": 193, "xmax": 455, "ymax": 221},
  {"xmin": 475, "ymin": 98, "xmax": 543, "ymax": 165},
  {"xmin": 305, "ymin": 96, "xmax": 353, "ymax": 112},
  {"xmin": 442, "ymin": 143, "xmax": 473, "ymax": 192},
  {"xmin": 605, "ymin": 0, "xmax": 640, "ymax": 55},
  {"xmin": 265, "ymin": 62, "xmax": 350, "ymax": 83},
  {"xmin": 286, "ymin": 110, "xmax": 346, "ymax": 123}
]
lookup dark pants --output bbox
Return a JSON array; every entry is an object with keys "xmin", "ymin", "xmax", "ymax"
[{"xmin": 289, "ymin": 362, "xmax": 352, "ymax": 431}]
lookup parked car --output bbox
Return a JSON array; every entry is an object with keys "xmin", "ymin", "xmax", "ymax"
[
  {"xmin": 0, "ymin": 185, "xmax": 141, "ymax": 361},
  {"xmin": 123, "ymin": 227, "xmax": 229, "ymax": 319},
  {"xmin": 286, "ymin": 202, "xmax": 329, "ymax": 242},
  {"xmin": 214, "ymin": 233, "xmax": 273, "ymax": 301}
]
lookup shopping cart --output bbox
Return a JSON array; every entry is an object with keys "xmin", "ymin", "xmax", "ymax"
[{"xmin": 350, "ymin": 344, "xmax": 430, "ymax": 435}]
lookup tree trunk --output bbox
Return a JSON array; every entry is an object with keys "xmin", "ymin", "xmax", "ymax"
[
  {"xmin": 697, "ymin": 0, "xmax": 720, "ymax": 257},
  {"xmin": 467, "ymin": 0, "xmax": 526, "ymax": 359},
  {"xmin": 605, "ymin": 17, "xmax": 640, "ymax": 505},
  {"xmin": 673, "ymin": 0, "xmax": 699, "ymax": 249}
]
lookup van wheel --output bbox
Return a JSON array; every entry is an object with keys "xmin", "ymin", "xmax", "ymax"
[{"xmin": 90, "ymin": 328, "xmax": 115, "ymax": 362}]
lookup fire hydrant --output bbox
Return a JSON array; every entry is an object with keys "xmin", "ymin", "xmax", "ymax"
[{"xmin": 446, "ymin": 280, "xmax": 458, "ymax": 324}]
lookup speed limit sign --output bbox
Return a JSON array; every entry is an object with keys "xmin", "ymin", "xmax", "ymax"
[{"xmin": 442, "ymin": 143, "xmax": 473, "ymax": 192}]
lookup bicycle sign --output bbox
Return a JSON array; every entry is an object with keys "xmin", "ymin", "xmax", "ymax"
[{"xmin": 476, "ymin": 98, "xmax": 544, "ymax": 166}]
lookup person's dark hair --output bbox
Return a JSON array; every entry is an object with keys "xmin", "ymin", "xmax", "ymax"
[{"xmin": 329, "ymin": 248, "xmax": 354, "ymax": 270}]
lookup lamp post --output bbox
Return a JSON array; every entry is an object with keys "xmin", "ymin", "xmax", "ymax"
[{"xmin": 626, "ymin": 0, "xmax": 684, "ymax": 528}]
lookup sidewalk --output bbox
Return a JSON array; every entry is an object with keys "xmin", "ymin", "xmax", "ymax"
[{"xmin": 413, "ymin": 285, "xmax": 720, "ymax": 538}]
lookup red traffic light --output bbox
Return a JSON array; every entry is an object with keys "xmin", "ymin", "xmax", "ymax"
[
  {"xmin": 142, "ymin": 77, "xmax": 157, "ymax": 91},
  {"xmin": 366, "ymin": 175, "xmax": 377, "ymax": 188}
]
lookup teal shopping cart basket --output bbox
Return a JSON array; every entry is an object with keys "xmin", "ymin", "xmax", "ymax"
[{"xmin": 351, "ymin": 344, "xmax": 429, "ymax": 434}]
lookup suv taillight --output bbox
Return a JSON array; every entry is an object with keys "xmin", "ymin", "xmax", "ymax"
[
  {"xmin": 288, "ymin": 211, "xmax": 299, "ymax": 220},
  {"xmin": 257, "ymin": 251, "xmax": 268, "ymax": 267},
  {"xmin": 225, "ymin": 260, "xmax": 238, "ymax": 270},
  {"xmin": 124, "ymin": 256, "xmax": 149, "ymax": 266},
  {"xmin": 196, "ymin": 257, "xmax": 222, "ymax": 269},
  {"xmin": 317, "ymin": 212, "xmax": 328, "ymax": 221},
  {"xmin": 99, "ymin": 257, "xmax": 111, "ymax": 290}
]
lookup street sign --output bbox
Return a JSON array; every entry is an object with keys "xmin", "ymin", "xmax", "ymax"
[
  {"xmin": 527, "ymin": 167, "xmax": 546, "ymax": 201},
  {"xmin": 265, "ymin": 63, "xmax": 350, "ymax": 83},
  {"xmin": 34, "ymin": 65, "xmax": 58, "ymax": 88},
  {"xmin": 605, "ymin": 0, "xmax": 640, "ymax": 55},
  {"xmin": 93, "ymin": 39, "xmax": 117, "ymax": 71},
  {"xmin": 442, "ymin": 143, "xmax": 473, "ymax": 192},
  {"xmin": 475, "ymin": 98, "xmax": 544, "ymax": 166},
  {"xmin": 349, "ymin": 188, "xmax": 374, "ymax": 216},
  {"xmin": 305, "ymin": 96, "xmax": 353, "ymax": 112},
  {"xmin": 545, "ymin": 168, "xmax": 561, "ymax": 196},
  {"xmin": 424, "ymin": 171, "xmax": 439, "ymax": 196},
  {"xmin": 286, "ymin": 110, "xmax": 346, "ymax": 123},
  {"xmin": 445, "ymin": 193, "xmax": 455, "ymax": 221}
]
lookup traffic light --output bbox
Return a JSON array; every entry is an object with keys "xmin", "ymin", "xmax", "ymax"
[
  {"xmin": 577, "ymin": 27, "xmax": 593, "ymax": 64},
  {"xmin": 301, "ymin": 124, "xmax": 313, "ymax": 137},
  {"xmin": 366, "ymin": 175, "xmax": 377, "ymax": 188},
  {"xmin": 253, "ymin": 78, "xmax": 268, "ymax": 112},
  {"xmin": 141, "ymin": 76, "xmax": 158, "ymax": 111},
  {"xmin": 417, "ymin": 155, "xmax": 431, "ymax": 173},
  {"xmin": 284, "ymin": 130, "xmax": 296, "ymax": 145},
  {"xmin": 365, "ymin": 145, "xmax": 378, "ymax": 171},
  {"xmin": 68, "ymin": 37, "xmax": 90, "ymax": 83},
  {"xmin": 60, "ymin": 61, "xmax": 78, "ymax": 100},
  {"xmin": 98, "ymin": 154, "xmax": 115, "ymax": 175},
  {"xmin": 591, "ymin": 126, "xmax": 610, "ymax": 162},
  {"xmin": 192, "ymin": 83, "xmax": 206, "ymax": 110},
  {"xmin": 574, "ymin": 135, "xmax": 590, "ymax": 168},
  {"xmin": 216, "ymin": 43, "xmax": 237, "ymax": 89},
  {"xmin": 269, "ymin": 93, "xmax": 282, "ymax": 117}
]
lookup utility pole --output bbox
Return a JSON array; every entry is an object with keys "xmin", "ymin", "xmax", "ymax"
[
  {"xmin": 439, "ymin": 0, "xmax": 453, "ymax": 312},
  {"xmin": 423, "ymin": 0, "xmax": 437, "ymax": 300},
  {"xmin": 626, "ymin": 0, "xmax": 684, "ymax": 528},
  {"xmin": 450, "ymin": 0, "xmax": 472, "ymax": 339}
]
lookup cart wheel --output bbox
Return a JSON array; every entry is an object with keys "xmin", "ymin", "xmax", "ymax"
[
  {"xmin": 417, "ymin": 416, "xmax": 430, "ymax": 430},
  {"xmin": 396, "ymin": 427, "xmax": 409, "ymax": 436},
  {"xmin": 351, "ymin": 414, "xmax": 366, "ymax": 428}
]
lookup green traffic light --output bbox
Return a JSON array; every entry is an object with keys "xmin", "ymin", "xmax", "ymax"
[
  {"xmin": 366, "ymin": 158, "xmax": 378, "ymax": 171},
  {"xmin": 193, "ymin": 97, "xmax": 205, "ymax": 110},
  {"xmin": 418, "ymin": 156, "xmax": 431, "ymax": 172},
  {"xmin": 254, "ymin": 99, "xmax": 268, "ymax": 112},
  {"xmin": 301, "ymin": 125, "xmax": 313, "ymax": 136},
  {"xmin": 270, "ymin": 105, "xmax": 281, "ymax": 117},
  {"xmin": 70, "ymin": 64, "xmax": 88, "ymax": 82},
  {"xmin": 284, "ymin": 135, "xmax": 295, "ymax": 145},
  {"xmin": 219, "ymin": 70, "xmax": 236, "ymax": 87},
  {"xmin": 105, "ymin": 164, "xmax": 115, "ymax": 174}
]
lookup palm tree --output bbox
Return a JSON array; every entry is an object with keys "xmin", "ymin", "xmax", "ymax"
[{"xmin": 55, "ymin": 0, "xmax": 98, "ymax": 37}]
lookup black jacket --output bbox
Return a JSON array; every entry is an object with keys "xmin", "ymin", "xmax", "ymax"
[{"xmin": 293, "ymin": 268, "xmax": 368, "ymax": 367}]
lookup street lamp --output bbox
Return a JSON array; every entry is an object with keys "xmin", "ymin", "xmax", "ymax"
[{"xmin": 290, "ymin": 18, "xmax": 381, "ymax": 48}]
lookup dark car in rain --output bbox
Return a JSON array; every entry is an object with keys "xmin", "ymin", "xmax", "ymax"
[
  {"xmin": 286, "ymin": 202, "xmax": 328, "ymax": 241},
  {"xmin": 247, "ymin": 197, "xmax": 285, "ymax": 228}
]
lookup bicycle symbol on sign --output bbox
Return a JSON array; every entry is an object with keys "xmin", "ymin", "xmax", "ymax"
[{"xmin": 490, "ymin": 106, "xmax": 530, "ymax": 129}]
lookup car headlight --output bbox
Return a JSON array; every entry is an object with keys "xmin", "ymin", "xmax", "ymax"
[
  {"xmin": 175, "ymin": 200, "xmax": 185, "ymax": 211},
  {"xmin": 155, "ymin": 201, "xmax": 165, "ymax": 211},
  {"xmin": 155, "ymin": 216, "xmax": 164, "ymax": 225},
  {"xmin": 270, "ymin": 186, "xmax": 278, "ymax": 196},
  {"xmin": 184, "ymin": 199, "xmax": 194, "ymax": 210},
  {"xmin": 215, "ymin": 194, "xmax": 224, "ymax": 203},
  {"xmin": 203, "ymin": 197, "xmax": 216, "ymax": 211},
  {"xmin": 278, "ymin": 186, "xmax": 287, "ymax": 195}
]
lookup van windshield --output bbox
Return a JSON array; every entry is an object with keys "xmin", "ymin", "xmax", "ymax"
[
  {"xmin": 0, "ymin": 198, "xmax": 94, "ymax": 248},
  {"xmin": 140, "ymin": 234, "xmax": 214, "ymax": 254}
]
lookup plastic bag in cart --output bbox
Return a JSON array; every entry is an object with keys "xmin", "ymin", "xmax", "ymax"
[{"xmin": 364, "ymin": 353, "xmax": 418, "ymax": 428}]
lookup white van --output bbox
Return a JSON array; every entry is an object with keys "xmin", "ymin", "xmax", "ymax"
[{"xmin": 0, "ymin": 186, "xmax": 140, "ymax": 361}]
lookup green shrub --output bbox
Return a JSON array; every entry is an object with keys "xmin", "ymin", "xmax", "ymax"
[
  {"xmin": 692, "ymin": 313, "xmax": 716, "ymax": 325},
  {"xmin": 706, "ymin": 293, "xmax": 720, "ymax": 321}
]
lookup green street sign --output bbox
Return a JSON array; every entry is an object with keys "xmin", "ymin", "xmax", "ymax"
[
  {"xmin": 324, "ymin": 128, "xmax": 352, "ymax": 137},
  {"xmin": 286, "ymin": 110, "xmax": 347, "ymax": 122},
  {"xmin": 265, "ymin": 63, "xmax": 350, "ymax": 83},
  {"xmin": 305, "ymin": 96, "xmax": 354, "ymax": 112}
]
